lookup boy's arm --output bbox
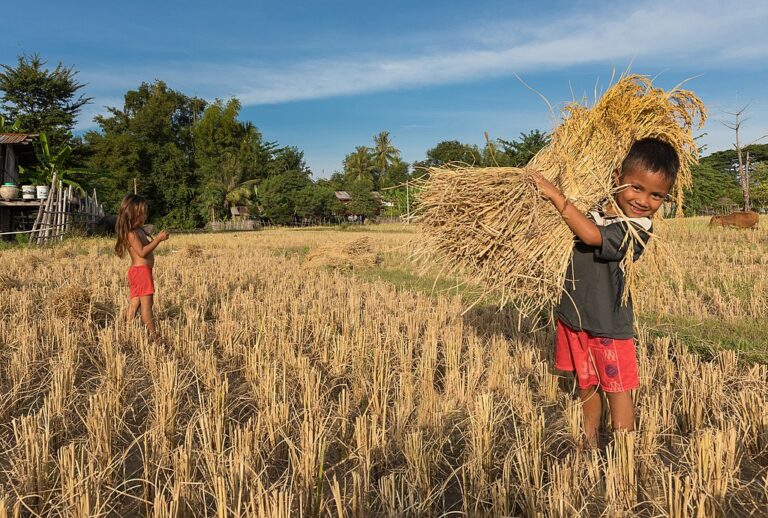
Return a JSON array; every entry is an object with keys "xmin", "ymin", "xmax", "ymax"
[
  {"xmin": 128, "ymin": 230, "xmax": 170, "ymax": 258},
  {"xmin": 529, "ymin": 172, "xmax": 602, "ymax": 246}
]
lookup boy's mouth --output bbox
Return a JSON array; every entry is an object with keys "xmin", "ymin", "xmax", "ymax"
[{"xmin": 627, "ymin": 203, "xmax": 647, "ymax": 216}]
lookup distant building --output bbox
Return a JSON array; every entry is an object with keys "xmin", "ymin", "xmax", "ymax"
[{"xmin": 335, "ymin": 191, "xmax": 351, "ymax": 204}]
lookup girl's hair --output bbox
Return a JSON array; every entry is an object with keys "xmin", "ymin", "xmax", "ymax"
[{"xmin": 115, "ymin": 194, "xmax": 148, "ymax": 258}]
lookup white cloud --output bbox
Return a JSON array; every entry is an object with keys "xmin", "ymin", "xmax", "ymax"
[{"xmin": 75, "ymin": 0, "xmax": 768, "ymax": 130}]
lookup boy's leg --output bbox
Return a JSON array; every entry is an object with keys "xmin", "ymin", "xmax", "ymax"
[
  {"xmin": 126, "ymin": 297, "xmax": 141, "ymax": 324},
  {"xmin": 605, "ymin": 391, "xmax": 635, "ymax": 432},
  {"xmin": 579, "ymin": 386, "xmax": 602, "ymax": 447},
  {"xmin": 138, "ymin": 295, "xmax": 159, "ymax": 338}
]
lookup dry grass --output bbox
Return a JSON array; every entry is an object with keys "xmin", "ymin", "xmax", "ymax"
[
  {"xmin": 416, "ymin": 75, "xmax": 706, "ymax": 316},
  {"xmin": 0, "ymin": 223, "xmax": 764, "ymax": 517},
  {"xmin": 305, "ymin": 236, "xmax": 382, "ymax": 270}
]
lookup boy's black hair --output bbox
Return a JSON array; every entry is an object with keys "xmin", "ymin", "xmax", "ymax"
[{"xmin": 620, "ymin": 137, "xmax": 679, "ymax": 185}]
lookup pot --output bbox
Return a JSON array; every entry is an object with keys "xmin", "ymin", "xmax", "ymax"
[
  {"xmin": 21, "ymin": 185, "xmax": 35, "ymax": 200},
  {"xmin": 36, "ymin": 185, "xmax": 49, "ymax": 200},
  {"xmin": 0, "ymin": 183, "xmax": 19, "ymax": 200}
]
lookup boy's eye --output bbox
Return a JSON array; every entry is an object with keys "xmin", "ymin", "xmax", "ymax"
[{"xmin": 631, "ymin": 185, "xmax": 642, "ymax": 192}]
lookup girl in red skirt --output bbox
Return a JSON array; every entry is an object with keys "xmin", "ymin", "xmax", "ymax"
[{"xmin": 115, "ymin": 194, "xmax": 170, "ymax": 341}]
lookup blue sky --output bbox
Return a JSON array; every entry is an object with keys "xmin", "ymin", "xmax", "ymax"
[{"xmin": 3, "ymin": 0, "xmax": 767, "ymax": 177}]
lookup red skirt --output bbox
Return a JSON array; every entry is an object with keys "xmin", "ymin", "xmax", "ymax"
[{"xmin": 128, "ymin": 265, "xmax": 155, "ymax": 299}]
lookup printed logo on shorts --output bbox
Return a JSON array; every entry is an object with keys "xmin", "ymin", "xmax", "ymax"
[
  {"xmin": 604, "ymin": 364, "xmax": 619, "ymax": 378},
  {"xmin": 599, "ymin": 337, "xmax": 613, "ymax": 346}
]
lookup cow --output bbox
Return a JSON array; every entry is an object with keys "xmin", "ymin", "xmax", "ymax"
[{"xmin": 709, "ymin": 211, "xmax": 759, "ymax": 229}]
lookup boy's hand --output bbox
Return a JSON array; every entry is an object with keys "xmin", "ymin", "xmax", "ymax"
[
  {"xmin": 157, "ymin": 230, "xmax": 170, "ymax": 242},
  {"xmin": 528, "ymin": 171, "xmax": 561, "ymax": 201}
]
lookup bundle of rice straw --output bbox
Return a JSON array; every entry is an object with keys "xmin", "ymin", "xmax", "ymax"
[
  {"xmin": 306, "ymin": 237, "xmax": 382, "ymax": 270},
  {"xmin": 416, "ymin": 75, "xmax": 706, "ymax": 317}
]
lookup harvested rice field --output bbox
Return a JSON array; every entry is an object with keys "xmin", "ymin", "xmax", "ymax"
[{"xmin": 0, "ymin": 218, "xmax": 766, "ymax": 517}]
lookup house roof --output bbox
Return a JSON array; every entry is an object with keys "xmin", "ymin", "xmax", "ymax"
[
  {"xmin": 0, "ymin": 133, "xmax": 37, "ymax": 145},
  {"xmin": 335, "ymin": 191, "xmax": 351, "ymax": 201}
]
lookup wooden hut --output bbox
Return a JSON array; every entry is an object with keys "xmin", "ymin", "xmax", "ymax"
[{"xmin": 0, "ymin": 133, "xmax": 41, "ymax": 237}]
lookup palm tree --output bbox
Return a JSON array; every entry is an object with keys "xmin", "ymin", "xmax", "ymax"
[
  {"xmin": 344, "ymin": 146, "xmax": 374, "ymax": 182},
  {"xmin": 372, "ymin": 131, "xmax": 399, "ymax": 189}
]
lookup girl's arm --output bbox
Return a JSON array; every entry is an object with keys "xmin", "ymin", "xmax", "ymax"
[
  {"xmin": 529, "ymin": 172, "xmax": 602, "ymax": 246},
  {"xmin": 128, "ymin": 229, "xmax": 170, "ymax": 258}
]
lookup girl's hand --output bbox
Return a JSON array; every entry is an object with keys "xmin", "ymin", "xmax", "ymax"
[
  {"xmin": 157, "ymin": 230, "xmax": 170, "ymax": 242},
  {"xmin": 528, "ymin": 171, "xmax": 561, "ymax": 200}
]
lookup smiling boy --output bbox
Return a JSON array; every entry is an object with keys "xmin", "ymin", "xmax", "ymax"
[{"xmin": 530, "ymin": 137, "xmax": 679, "ymax": 447}]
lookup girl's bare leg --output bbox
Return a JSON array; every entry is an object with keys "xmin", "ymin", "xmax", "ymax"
[
  {"xmin": 138, "ymin": 295, "xmax": 160, "ymax": 339},
  {"xmin": 126, "ymin": 297, "xmax": 141, "ymax": 324}
]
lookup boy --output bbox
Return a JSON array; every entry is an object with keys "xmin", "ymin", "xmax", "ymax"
[{"xmin": 530, "ymin": 137, "xmax": 679, "ymax": 447}]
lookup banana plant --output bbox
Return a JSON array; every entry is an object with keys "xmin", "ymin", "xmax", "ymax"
[
  {"xmin": 19, "ymin": 133, "xmax": 92, "ymax": 192},
  {"xmin": 0, "ymin": 116, "xmax": 22, "ymax": 132}
]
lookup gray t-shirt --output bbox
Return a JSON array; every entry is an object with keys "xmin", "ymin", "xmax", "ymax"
[{"xmin": 556, "ymin": 210, "xmax": 652, "ymax": 339}]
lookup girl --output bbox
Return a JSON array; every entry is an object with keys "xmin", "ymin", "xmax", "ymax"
[{"xmin": 115, "ymin": 194, "xmax": 170, "ymax": 340}]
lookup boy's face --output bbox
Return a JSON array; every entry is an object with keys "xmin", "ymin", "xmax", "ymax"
[{"xmin": 614, "ymin": 165, "xmax": 673, "ymax": 218}]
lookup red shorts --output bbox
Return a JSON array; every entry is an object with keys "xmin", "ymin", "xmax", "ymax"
[
  {"xmin": 128, "ymin": 265, "xmax": 155, "ymax": 299},
  {"xmin": 554, "ymin": 320, "xmax": 638, "ymax": 393}
]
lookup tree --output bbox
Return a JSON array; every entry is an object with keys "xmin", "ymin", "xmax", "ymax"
[
  {"xmin": 294, "ymin": 184, "xmax": 339, "ymax": 221},
  {"xmin": 419, "ymin": 140, "xmax": 482, "ymax": 168},
  {"xmin": 371, "ymin": 131, "xmax": 400, "ymax": 190},
  {"xmin": 346, "ymin": 177, "xmax": 378, "ymax": 222},
  {"xmin": 720, "ymin": 107, "xmax": 768, "ymax": 211},
  {"xmin": 685, "ymin": 161, "xmax": 741, "ymax": 214},
  {"xmin": 258, "ymin": 169, "xmax": 312, "ymax": 224},
  {"xmin": 496, "ymin": 130, "xmax": 550, "ymax": 167},
  {"xmin": 194, "ymin": 99, "xmax": 276, "ymax": 220},
  {"xmin": 751, "ymin": 161, "xmax": 768, "ymax": 211},
  {"xmin": 0, "ymin": 53, "xmax": 92, "ymax": 148},
  {"xmin": 343, "ymin": 146, "xmax": 374, "ymax": 182},
  {"xmin": 269, "ymin": 146, "xmax": 311, "ymax": 177},
  {"xmin": 380, "ymin": 157, "xmax": 410, "ymax": 189},
  {"xmin": 85, "ymin": 81, "xmax": 204, "ymax": 227}
]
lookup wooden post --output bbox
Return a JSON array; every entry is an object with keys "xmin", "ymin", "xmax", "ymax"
[
  {"xmin": 406, "ymin": 181, "xmax": 410, "ymax": 223},
  {"xmin": 134, "ymin": 178, "xmax": 138, "ymax": 195}
]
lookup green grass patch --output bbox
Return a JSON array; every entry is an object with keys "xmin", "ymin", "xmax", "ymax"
[
  {"xmin": 270, "ymin": 245, "xmax": 311, "ymax": 259},
  {"xmin": 357, "ymin": 262, "xmax": 768, "ymax": 363},
  {"xmin": 639, "ymin": 313, "xmax": 768, "ymax": 362},
  {"xmin": 354, "ymin": 265, "xmax": 474, "ymax": 298}
]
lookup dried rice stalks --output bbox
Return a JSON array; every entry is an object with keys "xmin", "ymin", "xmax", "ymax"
[
  {"xmin": 305, "ymin": 237, "xmax": 382, "ymax": 270},
  {"xmin": 416, "ymin": 75, "xmax": 705, "ymax": 315},
  {"xmin": 0, "ymin": 273, "xmax": 23, "ymax": 290},
  {"xmin": 184, "ymin": 244, "xmax": 203, "ymax": 258},
  {"xmin": 47, "ymin": 285, "xmax": 93, "ymax": 319}
]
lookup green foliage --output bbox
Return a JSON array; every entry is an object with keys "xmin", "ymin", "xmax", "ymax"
[
  {"xmin": 294, "ymin": 184, "xmax": 340, "ymax": 220},
  {"xmin": 19, "ymin": 132, "xmax": 92, "ymax": 191},
  {"xmin": 346, "ymin": 177, "xmax": 378, "ymax": 221},
  {"xmin": 0, "ymin": 116, "xmax": 21, "ymax": 132},
  {"xmin": 258, "ymin": 169, "xmax": 312, "ymax": 224},
  {"xmin": 685, "ymin": 162, "xmax": 742, "ymax": 214},
  {"xmin": 193, "ymin": 98, "xmax": 276, "ymax": 221},
  {"xmin": 371, "ymin": 131, "xmax": 400, "ymax": 190},
  {"xmin": 414, "ymin": 140, "xmax": 482, "ymax": 172},
  {"xmin": 684, "ymin": 144, "xmax": 768, "ymax": 213},
  {"xmin": 495, "ymin": 130, "xmax": 550, "ymax": 167},
  {"xmin": 0, "ymin": 53, "xmax": 91, "ymax": 149},
  {"xmin": 343, "ymin": 146, "xmax": 374, "ymax": 183},
  {"xmin": 85, "ymin": 81, "xmax": 204, "ymax": 228},
  {"xmin": 380, "ymin": 157, "xmax": 410, "ymax": 189}
]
